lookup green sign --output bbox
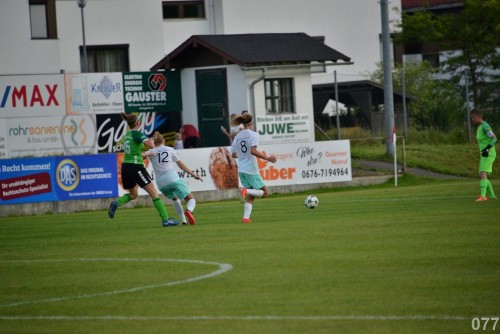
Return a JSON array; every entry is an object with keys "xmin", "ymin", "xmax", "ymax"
[{"xmin": 123, "ymin": 71, "xmax": 182, "ymax": 113}]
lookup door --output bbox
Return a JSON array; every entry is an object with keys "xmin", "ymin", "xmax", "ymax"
[{"xmin": 195, "ymin": 68, "xmax": 229, "ymax": 147}]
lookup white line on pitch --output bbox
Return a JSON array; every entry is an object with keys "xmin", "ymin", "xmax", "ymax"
[
  {"xmin": 0, "ymin": 258, "xmax": 233, "ymax": 308},
  {"xmin": 0, "ymin": 315, "xmax": 469, "ymax": 321}
]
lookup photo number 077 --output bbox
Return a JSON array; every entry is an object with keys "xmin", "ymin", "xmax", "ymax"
[{"xmin": 471, "ymin": 317, "xmax": 499, "ymax": 331}]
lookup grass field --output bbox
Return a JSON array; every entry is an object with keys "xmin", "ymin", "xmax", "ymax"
[{"xmin": 1, "ymin": 177, "xmax": 499, "ymax": 334}]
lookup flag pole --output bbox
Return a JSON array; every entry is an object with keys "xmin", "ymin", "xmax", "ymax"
[{"xmin": 393, "ymin": 126, "xmax": 397, "ymax": 187}]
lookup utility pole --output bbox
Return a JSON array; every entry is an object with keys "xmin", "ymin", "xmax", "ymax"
[
  {"xmin": 77, "ymin": 0, "xmax": 88, "ymax": 73},
  {"xmin": 464, "ymin": 70, "xmax": 471, "ymax": 143},
  {"xmin": 334, "ymin": 70, "xmax": 340, "ymax": 140},
  {"xmin": 380, "ymin": 0, "xmax": 395, "ymax": 155},
  {"xmin": 402, "ymin": 64, "xmax": 408, "ymax": 143}
]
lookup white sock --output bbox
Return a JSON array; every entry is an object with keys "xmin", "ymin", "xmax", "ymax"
[
  {"xmin": 173, "ymin": 199, "xmax": 185, "ymax": 222},
  {"xmin": 186, "ymin": 198, "xmax": 196, "ymax": 212},
  {"xmin": 243, "ymin": 203, "xmax": 252, "ymax": 219},
  {"xmin": 247, "ymin": 189, "xmax": 264, "ymax": 198}
]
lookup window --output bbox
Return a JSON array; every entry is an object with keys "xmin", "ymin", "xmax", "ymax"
[
  {"xmin": 30, "ymin": 4, "xmax": 47, "ymax": 38},
  {"xmin": 80, "ymin": 45, "xmax": 130, "ymax": 72},
  {"xmin": 422, "ymin": 53, "xmax": 440, "ymax": 68},
  {"xmin": 162, "ymin": 1, "xmax": 205, "ymax": 19},
  {"xmin": 29, "ymin": 0, "xmax": 57, "ymax": 39},
  {"xmin": 265, "ymin": 78, "xmax": 295, "ymax": 114}
]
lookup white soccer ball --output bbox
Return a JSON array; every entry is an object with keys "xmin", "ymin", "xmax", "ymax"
[{"xmin": 305, "ymin": 195, "xmax": 319, "ymax": 209}]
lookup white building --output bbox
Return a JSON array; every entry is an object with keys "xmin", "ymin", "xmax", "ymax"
[
  {"xmin": 0, "ymin": 0, "xmax": 402, "ymax": 207},
  {"xmin": 0, "ymin": 0, "xmax": 401, "ymax": 82},
  {"xmin": 0, "ymin": 0, "xmax": 402, "ymax": 154}
]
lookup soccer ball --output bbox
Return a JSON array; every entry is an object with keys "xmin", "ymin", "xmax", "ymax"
[{"xmin": 305, "ymin": 195, "xmax": 319, "ymax": 209}]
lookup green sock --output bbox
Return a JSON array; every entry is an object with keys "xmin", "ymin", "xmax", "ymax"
[
  {"xmin": 486, "ymin": 179, "xmax": 496, "ymax": 198},
  {"xmin": 479, "ymin": 179, "xmax": 488, "ymax": 197},
  {"xmin": 153, "ymin": 197, "xmax": 168, "ymax": 221},
  {"xmin": 116, "ymin": 193, "xmax": 133, "ymax": 207}
]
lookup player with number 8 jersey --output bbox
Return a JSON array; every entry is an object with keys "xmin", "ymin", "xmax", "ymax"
[{"xmin": 231, "ymin": 113, "xmax": 276, "ymax": 223}]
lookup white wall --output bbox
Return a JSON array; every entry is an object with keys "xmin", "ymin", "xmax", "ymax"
[
  {"xmin": 179, "ymin": 68, "xmax": 198, "ymax": 126},
  {"xmin": 0, "ymin": 0, "xmax": 61, "ymax": 75},
  {"xmin": 217, "ymin": 0, "xmax": 401, "ymax": 84},
  {"xmin": 158, "ymin": 0, "xmax": 402, "ymax": 84},
  {"xmin": 56, "ymin": 0, "xmax": 165, "ymax": 73},
  {"xmin": 1, "ymin": 0, "xmax": 401, "ymax": 79},
  {"xmin": 226, "ymin": 66, "xmax": 248, "ymax": 115}
]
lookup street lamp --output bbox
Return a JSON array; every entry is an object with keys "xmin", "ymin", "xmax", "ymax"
[{"xmin": 77, "ymin": 0, "xmax": 88, "ymax": 72}]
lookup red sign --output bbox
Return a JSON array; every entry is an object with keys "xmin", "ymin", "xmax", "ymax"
[{"xmin": 0, "ymin": 172, "xmax": 52, "ymax": 201}]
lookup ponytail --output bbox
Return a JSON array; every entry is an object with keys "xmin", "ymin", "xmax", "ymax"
[
  {"xmin": 234, "ymin": 113, "xmax": 253, "ymax": 126},
  {"xmin": 121, "ymin": 112, "xmax": 138, "ymax": 128}
]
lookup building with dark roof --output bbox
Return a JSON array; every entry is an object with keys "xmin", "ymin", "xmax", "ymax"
[
  {"xmin": 152, "ymin": 33, "xmax": 351, "ymax": 70},
  {"xmin": 152, "ymin": 33, "xmax": 352, "ymax": 147},
  {"xmin": 313, "ymin": 80, "xmax": 416, "ymax": 135}
]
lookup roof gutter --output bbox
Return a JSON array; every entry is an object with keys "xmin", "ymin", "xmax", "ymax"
[{"xmin": 243, "ymin": 61, "xmax": 354, "ymax": 71}]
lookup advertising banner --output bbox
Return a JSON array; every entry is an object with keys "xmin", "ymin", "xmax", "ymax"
[
  {"xmin": 123, "ymin": 71, "xmax": 182, "ymax": 113},
  {"xmin": 125, "ymin": 140, "xmax": 351, "ymax": 196},
  {"xmin": 0, "ymin": 154, "xmax": 117, "ymax": 205},
  {"xmin": 96, "ymin": 111, "xmax": 182, "ymax": 154},
  {"xmin": 1, "ymin": 111, "xmax": 182, "ymax": 159},
  {"xmin": 0, "ymin": 74, "xmax": 66, "ymax": 118},
  {"xmin": 5, "ymin": 115, "xmax": 97, "ymax": 158},
  {"xmin": 256, "ymin": 113, "xmax": 312, "ymax": 144},
  {"xmin": 64, "ymin": 73, "xmax": 124, "ymax": 115},
  {"xmin": 259, "ymin": 140, "xmax": 351, "ymax": 186},
  {"xmin": 0, "ymin": 119, "xmax": 7, "ymax": 158},
  {"xmin": 1, "ymin": 141, "xmax": 349, "ymax": 203}
]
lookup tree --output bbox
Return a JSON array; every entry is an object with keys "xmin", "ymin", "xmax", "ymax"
[
  {"xmin": 370, "ymin": 61, "xmax": 465, "ymax": 131},
  {"xmin": 395, "ymin": 0, "xmax": 500, "ymax": 111}
]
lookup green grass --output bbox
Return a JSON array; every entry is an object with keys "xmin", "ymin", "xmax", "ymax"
[
  {"xmin": 351, "ymin": 142, "xmax": 499, "ymax": 178},
  {"xmin": 320, "ymin": 126, "xmax": 500, "ymax": 178},
  {"xmin": 1, "ymin": 178, "xmax": 499, "ymax": 333}
]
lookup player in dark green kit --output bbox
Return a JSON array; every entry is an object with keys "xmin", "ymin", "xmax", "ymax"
[
  {"xmin": 108, "ymin": 113, "xmax": 179, "ymax": 227},
  {"xmin": 471, "ymin": 108, "xmax": 497, "ymax": 201}
]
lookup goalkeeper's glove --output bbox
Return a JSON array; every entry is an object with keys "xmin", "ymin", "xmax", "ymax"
[{"xmin": 481, "ymin": 144, "xmax": 492, "ymax": 157}]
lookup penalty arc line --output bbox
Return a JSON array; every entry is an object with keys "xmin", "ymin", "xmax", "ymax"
[{"xmin": 0, "ymin": 258, "xmax": 233, "ymax": 308}]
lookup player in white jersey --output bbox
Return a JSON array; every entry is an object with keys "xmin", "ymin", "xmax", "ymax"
[
  {"xmin": 231, "ymin": 113, "xmax": 276, "ymax": 223},
  {"xmin": 143, "ymin": 131, "xmax": 203, "ymax": 225},
  {"xmin": 221, "ymin": 113, "xmax": 241, "ymax": 144}
]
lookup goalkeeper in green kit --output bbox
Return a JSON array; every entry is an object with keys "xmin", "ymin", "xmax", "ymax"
[{"xmin": 471, "ymin": 108, "xmax": 497, "ymax": 201}]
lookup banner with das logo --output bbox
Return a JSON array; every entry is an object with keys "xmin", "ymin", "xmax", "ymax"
[{"xmin": 0, "ymin": 154, "xmax": 117, "ymax": 205}]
